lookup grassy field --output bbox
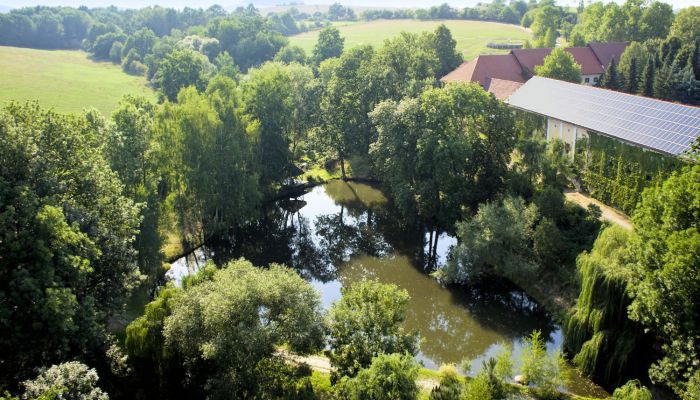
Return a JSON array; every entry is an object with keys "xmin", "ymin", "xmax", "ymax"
[
  {"xmin": 0, "ymin": 45, "xmax": 155, "ymax": 116},
  {"xmin": 288, "ymin": 19, "xmax": 532, "ymax": 61}
]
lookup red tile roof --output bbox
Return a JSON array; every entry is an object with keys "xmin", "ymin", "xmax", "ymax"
[
  {"xmin": 440, "ymin": 54, "xmax": 525, "ymax": 86},
  {"xmin": 566, "ymin": 47, "xmax": 605, "ymax": 75},
  {"xmin": 511, "ymin": 48, "xmax": 552, "ymax": 76},
  {"xmin": 439, "ymin": 42, "xmax": 628, "ymax": 95},
  {"xmin": 486, "ymin": 78, "xmax": 524, "ymax": 100},
  {"xmin": 588, "ymin": 42, "xmax": 628, "ymax": 67},
  {"xmin": 511, "ymin": 46, "xmax": 607, "ymax": 76}
]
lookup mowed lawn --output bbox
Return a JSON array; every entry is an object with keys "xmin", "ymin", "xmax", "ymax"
[
  {"xmin": 0, "ymin": 46, "xmax": 155, "ymax": 116},
  {"xmin": 289, "ymin": 19, "xmax": 532, "ymax": 61}
]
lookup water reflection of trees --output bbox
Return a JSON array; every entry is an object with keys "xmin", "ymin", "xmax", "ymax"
[{"xmin": 202, "ymin": 183, "xmax": 558, "ymax": 367}]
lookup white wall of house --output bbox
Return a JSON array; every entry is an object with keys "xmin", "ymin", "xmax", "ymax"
[
  {"xmin": 545, "ymin": 117, "xmax": 589, "ymax": 159},
  {"xmin": 581, "ymin": 74, "xmax": 601, "ymax": 86}
]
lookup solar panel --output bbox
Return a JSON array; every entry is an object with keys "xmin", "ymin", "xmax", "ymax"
[{"xmin": 506, "ymin": 77, "xmax": 700, "ymax": 156}]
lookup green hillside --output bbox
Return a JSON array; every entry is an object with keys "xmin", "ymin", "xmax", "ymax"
[
  {"xmin": 288, "ymin": 19, "xmax": 532, "ymax": 61},
  {"xmin": 0, "ymin": 46, "xmax": 155, "ymax": 116}
]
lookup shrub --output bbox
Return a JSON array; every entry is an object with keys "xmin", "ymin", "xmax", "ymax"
[
  {"xmin": 23, "ymin": 362, "xmax": 108, "ymax": 400},
  {"xmin": 611, "ymin": 380, "xmax": 652, "ymax": 400},
  {"xmin": 327, "ymin": 281, "xmax": 419, "ymax": 382},
  {"xmin": 429, "ymin": 365, "xmax": 463, "ymax": 400},
  {"xmin": 520, "ymin": 331, "xmax": 568, "ymax": 400},
  {"xmin": 339, "ymin": 353, "xmax": 419, "ymax": 400}
]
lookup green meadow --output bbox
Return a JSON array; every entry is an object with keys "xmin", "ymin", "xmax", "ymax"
[
  {"xmin": 289, "ymin": 19, "xmax": 532, "ymax": 61},
  {"xmin": 0, "ymin": 45, "xmax": 155, "ymax": 116}
]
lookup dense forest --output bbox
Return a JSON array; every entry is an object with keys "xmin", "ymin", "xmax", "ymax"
[{"xmin": 0, "ymin": 0, "xmax": 699, "ymax": 399}]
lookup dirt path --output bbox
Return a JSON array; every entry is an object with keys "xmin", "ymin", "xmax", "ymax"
[
  {"xmin": 279, "ymin": 351, "xmax": 439, "ymax": 390},
  {"xmin": 565, "ymin": 190, "xmax": 633, "ymax": 230}
]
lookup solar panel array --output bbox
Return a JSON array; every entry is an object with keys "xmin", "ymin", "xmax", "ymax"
[{"xmin": 506, "ymin": 77, "xmax": 700, "ymax": 156}]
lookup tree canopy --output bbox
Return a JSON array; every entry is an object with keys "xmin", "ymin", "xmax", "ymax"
[{"xmin": 535, "ymin": 48, "xmax": 582, "ymax": 83}]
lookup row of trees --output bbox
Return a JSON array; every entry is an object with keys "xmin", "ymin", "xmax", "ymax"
[
  {"xmin": 0, "ymin": 5, "xmax": 228, "ymax": 49},
  {"xmin": 566, "ymin": 164, "xmax": 700, "ymax": 399},
  {"xmin": 598, "ymin": 36, "xmax": 700, "ymax": 105}
]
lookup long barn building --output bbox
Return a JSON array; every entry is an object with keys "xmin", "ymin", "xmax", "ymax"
[{"xmin": 506, "ymin": 77, "xmax": 700, "ymax": 159}]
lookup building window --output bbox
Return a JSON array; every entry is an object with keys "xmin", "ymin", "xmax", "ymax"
[
  {"xmin": 594, "ymin": 77, "xmax": 599, "ymax": 83},
  {"xmin": 585, "ymin": 77, "xmax": 590, "ymax": 83}
]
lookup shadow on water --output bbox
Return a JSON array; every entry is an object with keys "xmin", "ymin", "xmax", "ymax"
[{"xmin": 168, "ymin": 181, "xmax": 608, "ymax": 397}]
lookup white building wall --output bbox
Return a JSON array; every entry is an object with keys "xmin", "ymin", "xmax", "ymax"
[
  {"xmin": 581, "ymin": 74, "xmax": 601, "ymax": 85},
  {"xmin": 546, "ymin": 118, "xmax": 589, "ymax": 160}
]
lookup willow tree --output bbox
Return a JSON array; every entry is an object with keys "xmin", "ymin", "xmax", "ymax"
[{"xmin": 565, "ymin": 225, "xmax": 647, "ymax": 388}]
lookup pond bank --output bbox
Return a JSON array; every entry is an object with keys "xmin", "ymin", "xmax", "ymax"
[{"xmin": 168, "ymin": 181, "xmax": 608, "ymax": 398}]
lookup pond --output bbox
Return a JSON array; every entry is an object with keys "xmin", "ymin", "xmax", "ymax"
[{"xmin": 169, "ymin": 181, "xmax": 608, "ymax": 397}]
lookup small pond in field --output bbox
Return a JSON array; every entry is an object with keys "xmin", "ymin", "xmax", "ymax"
[{"xmin": 169, "ymin": 181, "xmax": 608, "ymax": 398}]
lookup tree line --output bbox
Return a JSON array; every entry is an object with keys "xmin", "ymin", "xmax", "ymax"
[{"xmin": 598, "ymin": 35, "xmax": 700, "ymax": 105}]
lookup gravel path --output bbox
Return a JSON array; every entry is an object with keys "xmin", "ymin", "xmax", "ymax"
[
  {"xmin": 565, "ymin": 191, "xmax": 633, "ymax": 230},
  {"xmin": 279, "ymin": 350, "xmax": 440, "ymax": 390}
]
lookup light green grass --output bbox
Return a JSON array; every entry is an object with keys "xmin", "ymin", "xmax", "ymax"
[
  {"xmin": 289, "ymin": 19, "xmax": 532, "ymax": 61},
  {"xmin": 0, "ymin": 45, "xmax": 155, "ymax": 117}
]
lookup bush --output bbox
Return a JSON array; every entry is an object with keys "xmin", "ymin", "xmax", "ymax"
[
  {"xmin": 462, "ymin": 374, "xmax": 493, "ymax": 400},
  {"xmin": 520, "ymin": 331, "xmax": 568, "ymax": 400},
  {"xmin": 685, "ymin": 370, "xmax": 700, "ymax": 400},
  {"xmin": 429, "ymin": 365, "xmax": 463, "ymax": 400},
  {"xmin": 327, "ymin": 281, "xmax": 419, "ymax": 382},
  {"xmin": 23, "ymin": 362, "xmax": 108, "ymax": 400},
  {"xmin": 108, "ymin": 41, "xmax": 122, "ymax": 63},
  {"xmin": 339, "ymin": 353, "xmax": 419, "ymax": 400},
  {"xmin": 611, "ymin": 380, "xmax": 652, "ymax": 400}
]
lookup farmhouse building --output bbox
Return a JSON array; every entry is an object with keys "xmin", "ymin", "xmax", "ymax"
[
  {"xmin": 441, "ymin": 42, "xmax": 627, "ymax": 99},
  {"xmin": 506, "ymin": 77, "xmax": 700, "ymax": 160}
]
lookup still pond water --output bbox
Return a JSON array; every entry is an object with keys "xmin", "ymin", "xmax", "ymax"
[{"xmin": 169, "ymin": 181, "xmax": 607, "ymax": 397}]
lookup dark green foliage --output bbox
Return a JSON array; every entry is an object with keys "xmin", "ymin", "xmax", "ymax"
[
  {"xmin": 312, "ymin": 26, "xmax": 344, "ymax": 65},
  {"xmin": 598, "ymin": 59, "xmax": 620, "ymax": 90},
  {"xmin": 154, "ymin": 48, "xmax": 211, "ymax": 101},
  {"xmin": 565, "ymin": 226, "xmax": 647, "ymax": 388},
  {"xmin": 639, "ymin": 56, "xmax": 655, "ymax": 97},
  {"xmin": 575, "ymin": 133, "xmax": 682, "ymax": 215},
  {"xmin": 0, "ymin": 102, "xmax": 141, "ymax": 387},
  {"xmin": 327, "ymin": 281, "xmax": 419, "ymax": 382},
  {"xmin": 628, "ymin": 164, "xmax": 700, "ymax": 396},
  {"xmin": 370, "ymin": 83, "xmax": 515, "ymax": 229},
  {"xmin": 432, "ymin": 24, "xmax": 463, "ymax": 78},
  {"xmin": 338, "ymin": 353, "xmax": 419, "ymax": 400},
  {"xmin": 429, "ymin": 365, "xmax": 462, "ymax": 400}
]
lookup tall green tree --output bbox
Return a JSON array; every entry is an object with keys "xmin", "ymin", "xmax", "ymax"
[
  {"xmin": 106, "ymin": 96, "xmax": 163, "ymax": 282},
  {"xmin": 0, "ymin": 103, "xmax": 141, "ymax": 387},
  {"xmin": 242, "ymin": 62, "xmax": 297, "ymax": 188},
  {"xmin": 312, "ymin": 26, "xmax": 344, "ymax": 65},
  {"xmin": 599, "ymin": 59, "xmax": 620, "ymax": 89},
  {"xmin": 669, "ymin": 6, "xmax": 700, "ymax": 45},
  {"xmin": 535, "ymin": 48, "xmax": 582, "ymax": 83},
  {"xmin": 432, "ymin": 24, "xmax": 463, "ymax": 78},
  {"xmin": 318, "ymin": 45, "xmax": 376, "ymax": 179},
  {"xmin": 628, "ymin": 165, "xmax": 700, "ymax": 396},
  {"xmin": 155, "ymin": 48, "xmax": 212, "ymax": 101}
]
